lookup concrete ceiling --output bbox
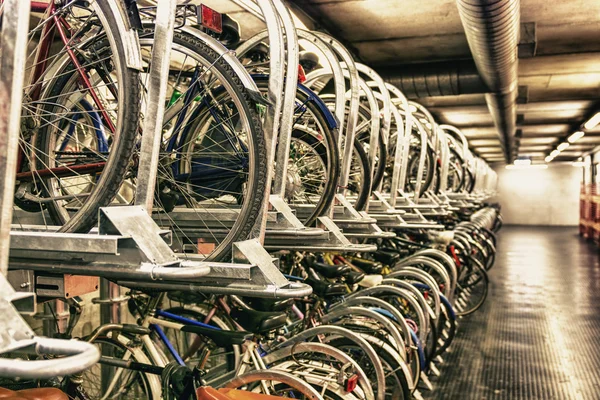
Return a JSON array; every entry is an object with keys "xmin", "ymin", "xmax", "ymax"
[
  {"xmin": 285, "ymin": 0, "xmax": 600, "ymax": 164},
  {"xmin": 197, "ymin": 0, "xmax": 600, "ymax": 164}
]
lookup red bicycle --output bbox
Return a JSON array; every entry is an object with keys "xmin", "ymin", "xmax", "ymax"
[{"xmin": 8, "ymin": 0, "xmax": 141, "ymax": 232}]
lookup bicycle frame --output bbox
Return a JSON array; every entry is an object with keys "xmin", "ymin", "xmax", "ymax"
[
  {"xmin": 16, "ymin": 1, "xmax": 118, "ymax": 182},
  {"xmin": 93, "ymin": 303, "xmax": 290, "ymax": 399},
  {"xmin": 165, "ymin": 78, "xmax": 250, "ymax": 186}
]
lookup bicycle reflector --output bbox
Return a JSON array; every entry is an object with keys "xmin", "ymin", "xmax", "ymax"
[
  {"xmin": 298, "ymin": 64, "xmax": 307, "ymax": 84},
  {"xmin": 345, "ymin": 374, "xmax": 359, "ymax": 392},
  {"xmin": 200, "ymin": 4, "xmax": 223, "ymax": 34},
  {"xmin": 449, "ymin": 245, "xmax": 461, "ymax": 267}
]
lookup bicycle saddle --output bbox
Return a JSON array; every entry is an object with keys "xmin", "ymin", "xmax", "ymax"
[
  {"xmin": 242, "ymin": 297, "xmax": 294, "ymax": 312},
  {"xmin": 0, "ymin": 388, "xmax": 68, "ymax": 400},
  {"xmin": 229, "ymin": 308, "xmax": 287, "ymax": 334},
  {"xmin": 180, "ymin": 325, "xmax": 251, "ymax": 348},
  {"xmin": 344, "ymin": 270, "xmax": 365, "ymax": 285},
  {"xmin": 306, "ymin": 277, "xmax": 346, "ymax": 298},
  {"xmin": 219, "ymin": 14, "xmax": 241, "ymax": 48},
  {"xmin": 310, "ymin": 262, "xmax": 351, "ymax": 279},
  {"xmin": 372, "ymin": 250, "xmax": 401, "ymax": 266},
  {"xmin": 350, "ymin": 258, "xmax": 384, "ymax": 274}
]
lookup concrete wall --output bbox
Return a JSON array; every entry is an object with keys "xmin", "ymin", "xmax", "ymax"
[{"xmin": 494, "ymin": 164, "xmax": 581, "ymax": 226}]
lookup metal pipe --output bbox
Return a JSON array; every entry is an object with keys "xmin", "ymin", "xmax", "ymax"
[
  {"xmin": 456, "ymin": 0, "xmax": 520, "ymax": 162},
  {"xmin": 8, "ymin": 260, "xmax": 210, "ymax": 282},
  {"xmin": 379, "ymin": 60, "xmax": 486, "ymax": 98},
  {"xmin": 99, "ymin": 280, "xmax": 121, "ymax": 325}
]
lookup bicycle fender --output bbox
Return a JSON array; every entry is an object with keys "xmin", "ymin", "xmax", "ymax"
[
  {"xmin": 92, "ymin": 0, "xmax": 143, "ymax": 71},
  {"xmin": 179, "ymin": 26, "xmax": 269, "ymax": 106}
]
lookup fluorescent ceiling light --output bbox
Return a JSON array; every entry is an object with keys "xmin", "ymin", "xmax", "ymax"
[
  {"xmin": 514, "ymin": 159, "xmax": 532, "ymax": 166},
  {"xmin": 550, "ymin": 150, "xmax": 560, "ymax": 157},
  {"xmin": 545, "ymin": 155, "xmax": 554, "ymax": 163},
  {"xmin": 584, "ymin": 112, "xmax": 600, "ymax": 130},
  {"xmin": 505, "ymin": 164, "xmax": 548, "ymax": 170},
  {"xmin": 568, "ymin": 131, "xmax": 585, "ymax": 143},
  {"xmin": 557, "ymin": 142, "xmax": 570, "ymax": 151}
]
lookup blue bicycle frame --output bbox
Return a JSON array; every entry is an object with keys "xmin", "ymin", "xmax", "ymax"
[{"xmin": 151, "ymin": 308, "xmax": 224, "ymax": 367}]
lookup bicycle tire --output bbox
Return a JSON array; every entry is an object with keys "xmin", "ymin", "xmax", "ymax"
[
  {"xmin": 371, "ymin": 129, "xmax": 387, "ymax": 192},
  {"xmin": 140, "ymin": 29, "xmax": 267, "ymax": 261},
  {"xmin": 455, "ymin": 257, "xmax": 489, "ymax": 316},
  {"xmin": 36, "ymin": 3, "xmax": 140, "ymax": 233},
  {"xmin": 161, "ymin": 306, "xmax": 237, "ymax": 374},
  {"xmin": 351, "ymin": 137, "xmax": 373, "ymax": 212},
  {"xmin": 406, "ymin": 140, "xmax": 435, "ymax": 197},
  {"xmin": 78, "ymin": 335, "xmax": 159, "ymax": 400},
  {"xmin": 290, "ymin": 88, "xmax": 340, "ymax": 226},
  {"xmin": 434, "ymin": 297, "xmax": 457, "ymax": 356},
  {"xmin": 253, "ymin": 79, "xmax": 339, "ymax": 226},
  {"xmin": 355, "ymin": 103, "xmax": 386, "ymax": 194},
  {"xmin": 327, "ymin": 337, "xmax": 411, "ymax": 400}
]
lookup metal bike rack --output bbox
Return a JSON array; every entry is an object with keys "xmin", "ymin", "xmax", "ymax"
[
  {"xmin": 310, "ymin": 33, "xmax": 389, "ymax": 233},
  {"xmin": 303, "ymin": 71, "xmax": 392, "ymax": 239},
  {"xmin": 0, "ymin": 0, "xmax": 101, "ymax": 378},
  {"xmin": 134, "ymin": 0, "xmax": 177, "ymax": 213},
  {"xmin": 10, "ymin": 206, "xmax": 312, "ymax": 299},
  {"xmin": 355, "ymin": 63, "xmax": 391, "ymax": 196},
  {"xmin": 7, "ymin": 0, "xmax": 316, "ymax": 309},
  {"xmin": 302, "ymin": 69, "xmax": 394, "ymax": 237},
  {"xmin": 362, "ymin": 96, "xmax": 447, "ymax": 229},
  {"xmin": 362, "ymin": 83, "xmax": 446, "ymax": 229},
  {"xmin": 385, "ymin": 84, "xmax": 413, "ymax": 207},
  {"xmin": 0, "ymin": 0, "xmax": 36, "ymax": 317},
  {"xmin": 439, "ymin": 124, "xmax": 481, "ymax": 206},
  {"xmin": 234, "ymin": 12, "xmax": 377, "ymax": 251}
]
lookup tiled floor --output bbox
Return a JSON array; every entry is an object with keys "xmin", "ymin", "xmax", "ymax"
[{"xmin": 425, "ymin": 226, "xmax": 600, "ymax": 400}]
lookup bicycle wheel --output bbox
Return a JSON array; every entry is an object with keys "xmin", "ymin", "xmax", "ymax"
[
  {"xmin": 319, "ymin": 98, "xmax": 372, "ymax": 211},
  {"xmin": 327, "ymin": 338, "xmax": 410, "ymax": 400},
  {"xmin": 348, "ymin": 138, "xmax": 372, "ymax": 212},
  {"xmin": 136, "ymin": 29, "xmax": 267, "ymax": 261},
  {"xmin": 254, "ymin": 79, "xmax": 340, "ymax": 226},
  {"xmin": 21, "ymin": 2, "xmax": 140, "ymax": 232},
  {"xmin": 223, "ymin": 370, "xmax": 324, "ymax": 399},
  {"xmin": 447, "ymin": 147, "xmax": 466, "ymax": 192},
  {"xmin": 455, "ymin": 257, "xmax": 489, "ymax": 316},
  {"xmin": 268, "ymin": 355, "xmax": 366, "ymax": 399},
  {"xmin": 78, "ymin": 336, "xmax": 158, "ymax": 400},
  {"xmin": 161, "ymin": 306, "xmax": 237, "ymax": 375},
  {"xmin": 405, "ymin": 132, "xmax": 435, "ymax": 197},
  {"xmin": 355, "ymin": 103, "xmax": 386, "ymax": 192},
  {"xmin": 434, "ymin": 295, "xmax": 457, "ymax": 356}
]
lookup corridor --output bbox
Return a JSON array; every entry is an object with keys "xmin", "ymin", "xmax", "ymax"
[{"xmin": 428, "ymin": 226, "xmax": 600, "ymax": 399}]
